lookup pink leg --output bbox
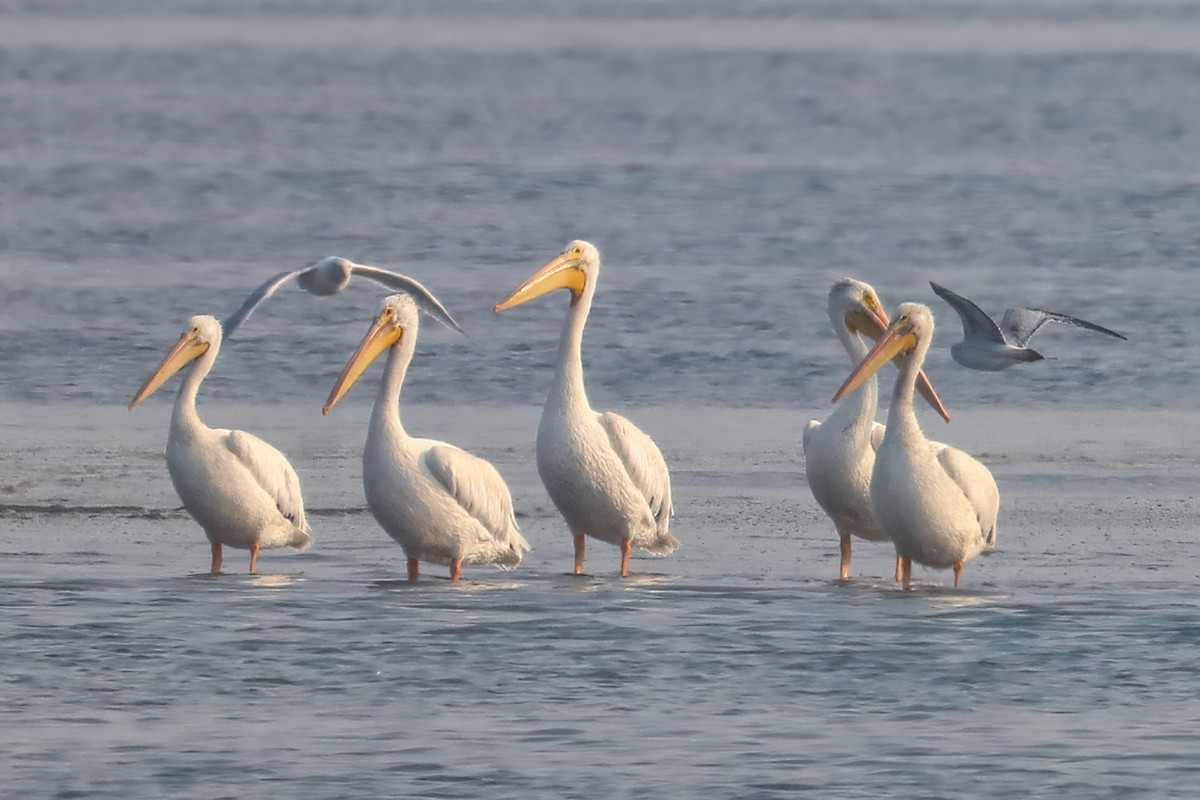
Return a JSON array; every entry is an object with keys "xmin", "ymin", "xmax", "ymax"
[
  {"xmin": 573, "ymin": 534, "xmax": 586, "ymax": 575},
  {"xmin": 899, "ymin": 556, "xmax": 913, "ymax": 590},
  {"xmin": 953, "ymin": 560, "xmax": 964, "ymax": 588},
  {"xmin": 839, "ymin": 536, "xmax": 852, "ymax": 580},
  {"xmin": 407, "ymin": 558, "xmax": 420, "ymax": 583},
  {"xmin": 449, "ymin": 559, "xmax": 463, "ymax": 582},
  {"xmin": 619, "ymin": 539, "xmax": 632, "ymax": 577},
  {"xmin": 248, "ymin": 542, "xmax": 261, "ymax": 574},
  {"xmin": 893, "ymin": 553, "xmax": 902, "ymax": 583},
  {"xmin": 210, "ymin": 542, "xmax": 223, "ymax": 575}
]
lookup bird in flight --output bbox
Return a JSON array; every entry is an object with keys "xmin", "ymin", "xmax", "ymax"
[{"xmin": 930, "ymin": 281, "xmax": 1127, "ymax": 371}]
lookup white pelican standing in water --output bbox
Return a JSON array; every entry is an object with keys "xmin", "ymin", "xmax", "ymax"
[
  {"xmin": 128, "ymin": 315, "xmax": 314, "ymax": 574},
  {"xmin": 803, "ymin": 279, "xmax": 951, "ymax": 580},
  {"xmin": 323, "ymin": 294, "xmax": 529, "ymax": 582},
  {"xmin": 223, "ymin": 256, "xmax": 465, "ymax": 337},
  {"xmin": 930, "ymin": 281, "xmax": 1126, "ymax": 371},
  {"xmin": 494, "ymin": 240, "xmax": 677, "ymax": 577},
  {"xmin": 833, "ymin": 303, "xmax": 999, "ymax": 589}
]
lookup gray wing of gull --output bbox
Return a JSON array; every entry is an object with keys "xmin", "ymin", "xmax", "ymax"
[
  {"xmin": 222, "ymin": 269, "xmax": 303, "ymax": 337},
  {"xmin": 999, "ymin": 307, "xmax": 1128, "ymax": 347},
  {"xmin": 929, "ymin": 282, "xmax": 1006, "ymax": 345},
  {"xmin": 349, "ymin": 265, "xmax": 466, "ymax": 335}
]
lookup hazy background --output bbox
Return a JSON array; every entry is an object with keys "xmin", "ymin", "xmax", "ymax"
[{"xmin": 1, "ymin": 1, "xmax": 1198, "ymax": 412}]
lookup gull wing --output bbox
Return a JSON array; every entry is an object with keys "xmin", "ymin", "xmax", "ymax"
[
  {"xmin": 349, "ymin": 265, "xmax": 466, "ymax": 335},
  {"xmin": 423, "ymin": 445, "xmax": 526, "ymax": 550},
  {"xmin": 999, "ymin": 307, "xmax": 1128, "ymax": 347},
  {"xmin": 223, "ymin": 429, "xmax": 311, "ymax": 535},
  {"xmin": 599, "ymin": 412, "xmax": 673, "ymax": 536},
  {"xmin": 929, "ymin": 282, "xmax": 1006, "ymax": 344},
  {"xmin": 222, "ymin": 269, "xmax": 303, "ymax": 337}
]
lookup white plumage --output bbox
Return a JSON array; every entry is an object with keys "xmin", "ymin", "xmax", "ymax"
[
  {"xmin": 128, "ymin": 315, "xmax": 313, "ymax": 574},
  {"xmin": 495, "ymin": 240, "xmax": 677, "ymax": 577},
  {"xmin": 834, "ymin": 302, "xmax": 999, "ymax": 589},
  {"xmin": 324, "ymin": 294, "xmax": 528, "ymax": 582},
  {"xmin": 804, "ymin": 279, "xmax": 951, "ymax": 580},
  {"xmin": 803, "ymin": 280, "xmax": 893, "ymax": 579}
]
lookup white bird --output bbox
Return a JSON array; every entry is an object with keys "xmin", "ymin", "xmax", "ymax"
[
  {"xmin": 931, "ymin": 281, "xmax": 1126, "ymax": 371},
  {"xmin": 223, "ymin": 256, "xmax": 465, "ymax": 337},
  {"xmin": 494, "ymin": 240, "xmax": 677, "ymax": 577},
  {"xmin": 803, "ymin": 279, "xmax": 951, "ymax": 581},
  {"xmin": 323, "ymin": 294, "xmax": 529, "ymax": 582},
  {"xmin": 128, "ymin": 315, "xmax": 314, "ymax": 574},
  {"xmin": 833, "ymin": 303, "xmax": 999, "ymax": 589}
]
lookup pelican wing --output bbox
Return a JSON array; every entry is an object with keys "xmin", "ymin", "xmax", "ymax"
[
  {"xmin": 350, "ymin": 265, "xmax": 466, "ymax": 335},
  {"xmin": 999, "ymin": 307, "xmax": 1127, "ymax": 347},
  {"xmin": 599, "ymin": 412, "xmax": 673, "ymax": 534},
  {"xmin": 869, "ymin": 421, "xmax": 886, "ymax": 452},
  {"xmin": 222, "ymin": 269, "xmax": 303, "ymax": 337},
  {"xmin": 936, "ymin": 445, "xmax": 1000, "ymax": 546},
  {"xmin": 224, "ymin": 429, "xmax": 310, "ymax": 533},
  {"xmin": 801, "ymin": 419, "xmax": 821, "ymax": 454},
  {"xmin": 423, "ymin": 445, "xmax": 521, "ymax": 541},
  {"xmin": 929, "ymin": 282, "xmax": 1006, "ymax": 344}
]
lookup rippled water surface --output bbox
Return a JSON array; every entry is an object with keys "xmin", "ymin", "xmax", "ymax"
[{"xmin": 3, "ymin": 1, "xmax": 1200, "ymax": 797}]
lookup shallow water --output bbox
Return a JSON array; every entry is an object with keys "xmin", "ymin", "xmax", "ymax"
[
  {"xmin": 4, "ymin": 404, "xmax": 1200, "ymax": 798},
  {"xmin": 3, "ymin": 1, "xmax": 1200, "ymax": 797}
]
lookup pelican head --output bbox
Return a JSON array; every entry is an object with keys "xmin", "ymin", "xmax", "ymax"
[
  {"xmin": 494, "ymin": 239, "xmax": 599, "ymax": 312},
  {"xmin": 298, "ymin": 257, "xmax": 354, "ymax": 296},
  {"xmin": 829, "ymin": 278, "xmax": 891, "ymax": 339},
  {"xmin": 128, "ymin": 315, "xmax": 221, "ymax": 410},
  {"xmin": 323, "ymin": 294, "xmax": 418, "ymax": 414},
  {"xmin": 828, "ymin": 286, "xmax": 951, "ymax": 422},
  {"xmin": 833, "ymin": 302, "xmax": 938, "ymax": 405}
]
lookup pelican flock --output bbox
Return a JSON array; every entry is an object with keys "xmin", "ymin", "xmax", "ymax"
[
  {"xmin": 324, "ymin": 293, "xmax": 529, "ymax": 581},
  {"xmin": 128, "ymin": 315, "xmax": 314, "ymax": 574},
  {"xmin": 834, "ymin": 303, "xmax": 1000, "ymax": 589},
  {"xmin": 223, "ymin": 256, "xmax": 465, "ymax": 337},
  {"xmin": 802, "ymin": 279, "xmax": 951, "ymax": 580},
  {"xmin": 931, "ymin": 281, "xmax": 1127, "ymax": 371},
  {"xmin": 494, "ymin": 240, "xmax": 677, "ymax": 577},
  {"xmin": 121, "ymin": 238, "xmax": 1033, "ymax": 591}
]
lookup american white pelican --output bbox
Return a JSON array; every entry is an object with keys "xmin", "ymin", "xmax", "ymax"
[
  {"xmin": 223, "ymin": 256, "xmax": 464, "ymax": 337},
  {"xmin": 323, "ymin": 294, "xmax": 529, "ymax": 582},
  {"xmin": 128, "ymin": 315, "xmax": 314, "ymax": 574},
  {"xmin": 494, "ymin": 240, "xmax": 677, "ymax": 577},
  {"xmin": 833, "ymin": 303, "xmax": 999, "ymax": 589},
  {"xmin": 803, "ymin": 279, "xmax": 951, "ymax": 580},
  {"xmin": 930, "ymin": 281, "xmax": 1126, "ymax": 371}
]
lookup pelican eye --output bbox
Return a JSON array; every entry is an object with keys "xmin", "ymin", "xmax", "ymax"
[{"xmin": 571, "ymin": 247, "xmax": 583, "ymax": 259}]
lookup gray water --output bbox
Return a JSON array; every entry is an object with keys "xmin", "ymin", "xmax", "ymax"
[{"xmin": 3, "ymin": 2, "xmax": 1200, "ymax": 797}]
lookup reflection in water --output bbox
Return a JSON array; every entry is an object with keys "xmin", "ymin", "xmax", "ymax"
[
  {"xmin": 370, "ymin": 578, "xmax": 525, "ymax": 592},
  {"xmin": 251, "ymin": 573, "xmax": 298, "ymax": 589}
]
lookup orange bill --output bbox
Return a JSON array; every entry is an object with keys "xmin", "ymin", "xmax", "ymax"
[
  {"xmin": 494, "ymin": 253, "xmax": 586, "ymax": 312},
  {"xmin": 846, "ymin": 302, "xmax": 950, "ymax": 423},
  {"xmin": 128, "ymin": 331, "xmax": 209, "ymax": 410},
  {"xmin": 323, "ymin": 310, "xmax": 403, "ymax": 414}
]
